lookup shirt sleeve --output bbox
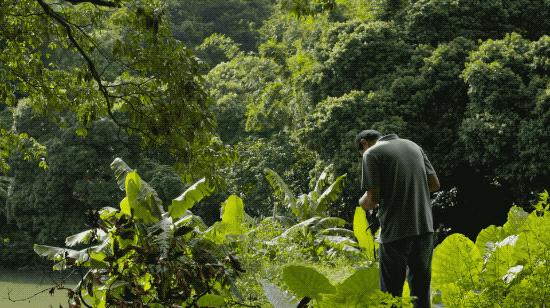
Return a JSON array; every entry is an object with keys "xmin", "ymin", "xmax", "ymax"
[
  {"xmin": 361, "ymin": 151, "xmax": 380, "ymax": 191},
  {"xmin": 421, "ymin": 148, "xmax": 436, "ymax": 175}
]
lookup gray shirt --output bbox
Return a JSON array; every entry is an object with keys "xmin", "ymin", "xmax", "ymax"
[{"xmin": 361, "ymin": 134, "xmax": 436, "ymax": 243}]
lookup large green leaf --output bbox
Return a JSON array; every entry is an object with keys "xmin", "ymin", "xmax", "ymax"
[
  {"xmin": 313, "ymin": 164, "xmax": 333, "ymax": 194},
  {"xmin": 353, "ymin": 207, "xmax": 375, "ymax": 260},
  {"xmin": 312, "ymin": 217, "xmax": 346, "ymax": 231},
  {"xmin": 34, "ymin": 244, "xmax": 90, "ymax": 270},
  {"xmin": 319, "ymin": 227, "xmax": 356, "ymax": 238},
  {"xmin": 325, "ymin": 267, "xmax": 379, "ymax": 305},
  {"xmin": 168, "ymin": 178, "xmax": 213, "ymax": 219},
  {"xmin": 112, "ymin": 158, "xmax": 164, "ymax": 222},
  {"xmin": 174, "ymin": 213, "xmax": 208, "ymax": 231},
  {"xmin": 432, "ymin": 233, "xmax": 482, "ymax": 290},
  {"xmin": 197, "ymin": 294, "xmax": 226, "ymax": 307},
  {"xmin": 475, "ymin": 225, "xmax": 505, "ymax": 255},
  {"xmin": 283, "ymin": 265, "xmax": 335, "ymax": 299},
  {"xmin": 121, "ymin": 171, "xmax": 159, "ymax": 223},
  {"xmin": 34, "ymin": 244, "xmax": 81, "ymax": 261},
  {"xmin": 65, "ymin": 229, "xmax": 107, "ymax": 247},
  {"xmin": 316, "ymin": 174, "xmax": 346, "ymax": 214},
  {"xmin": 502, "ymin": 206, "xmax": 529, "ymax": 235},
  {"xmin": 296, "ymin": 194, "xmax": 311, "ymax": 219},
  {"xmin": 110, "ymin": 158, "xmax": 132, "ymax": 191},
  {"xmin": 318, "ymin": 235, "xmax": 357, "ymax": 247},
  {"xmin": 203, "ymin": 195, "xmax": 246, "ymax": 243},
  {"xmin": 264, "ymin": 168, "xmax": 297, "ymax": 209},
  {"xmin": 260, "ymin": 280, "xmax": 298, "ymax": 308},
  {"xmin": 221, "ymin": 195, "xmax": 245, "ymax": 235},
  {"xmin": 482, "ymin": 235, "xmax": 518, "ymax": 283},
  {"xmin": 513, "ymin": 211, "xmax": 550, "ymax": 264},
  {"xmin": 273, "ymin": 217, "xmax": 321, "ymax": 242}
]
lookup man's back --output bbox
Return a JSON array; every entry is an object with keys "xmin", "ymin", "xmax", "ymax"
[{"xmin": 362, "ymin": 134, "xmax": 435, "ymax": 243}]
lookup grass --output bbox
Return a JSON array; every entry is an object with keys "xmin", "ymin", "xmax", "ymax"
[{"xmin": 0, "ymin": 269, "xmax": 76, "ymax": 308}]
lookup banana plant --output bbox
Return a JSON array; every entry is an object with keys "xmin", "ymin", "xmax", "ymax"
[
  {"xmin": 264, "ymin": 164, "xmax": 346, "ymax": 220},
  {"xmin": 34, "ymin": 158, "xmax": 244, "ymax": 307}
]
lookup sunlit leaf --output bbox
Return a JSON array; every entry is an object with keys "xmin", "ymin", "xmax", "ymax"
[
  {"xmin": 432, "ymin": 234, "xmax": 482, "ymax": 290},
  {"xmin": 65, "ymin": 229, "xmax": 107, "ymax": 247},
  {"xmin": 353, "ymin": 207, "xmax": 375, "ymax": 260},
  {"xmin": 283, "ymin": 265, "xmax": 336, "ymax": 299},
  {"xmin": 221, "ymin": 195, "xmax": 245, "ymax": 235},
  {"xmin": 197, "ymin": 294, "xmax": 226, "ymax": 307},
  {"xmin": 502, "ymin": 206, "xmax": 529, "ymax": 235},
  {"xmin": 168, "ymin": 178, "xmax": 213, "ymax": 219},
  {"xmin": 475, "ymin": 225, "xmax": 505, "ymax": 255}
]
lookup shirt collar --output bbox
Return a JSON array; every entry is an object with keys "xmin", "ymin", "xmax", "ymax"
[{"xmin": 379, "ymin": 134, "xmax": 398, "ymax": 141}]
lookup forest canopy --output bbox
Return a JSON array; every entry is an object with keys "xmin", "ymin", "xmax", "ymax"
[{"xmin": 1, "ymin": 0, "xmax": 549, "ymax": 270}]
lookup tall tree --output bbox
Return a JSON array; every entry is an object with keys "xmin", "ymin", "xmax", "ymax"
[{"xmin": 0, "ymin": 0, "xmax": 231, "ymax": 183}]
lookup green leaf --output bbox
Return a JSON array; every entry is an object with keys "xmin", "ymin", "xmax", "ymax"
[
  {"xmin": 221, "ymin": 195, "xmax": 245, "ymax": 235},
  {"xmin": 34, "ymin": 244, "xmax": 88, "ymax": 261},
  {"xmin": 203, "ymin": 195, "xmax": 246, "ymax": 243},
  {"xmin": 272, "ymin": 217, "xmax": 320, "ymax": 242},
  {"xmin": 112, "ymin": 158, "xmax": 164, "ymax": 222},
  {"xmin": 319, "ymin": 227, "xmax": 356, "ymax": 238},
  {"xmin": 65, "ymin": 229, "xmax": 107, "ymax": 247},
  {"xmin": 475, "ymin": 225, "xmax": 505, "ymax": 255},
  {"xmin": 482, "ymin": 235, "xmax": 518, "ymax": 282},
  {"xmin": 329, "ymin": 267, "xmax": 379, "ymax": 304},
  {"xmin": 282, "ymin": 265, "xmax": 336, "ymax": 299},
  {"xmin": 432, "ymin": 233, "xmax": 482, "ymax": 290},
  {"xmin": 260, "ymin": 280, "xmax": 298, "ymax": 308},
  {"xmin": 503, "ymin": 206, "xmax": 529, "ymax": 235},
  {"xmin": 168, "ymin": 178, "xmax": 213, "ymax": 219},
  {"xmin": 197, "ymin": 294, "xmax": 226, "ymax": 307},
  {"xmin": 513, "ymin": 211, "xmax": 550, "ymax": 264},
  {"xmin": 110, "ymin": 158, "xmax": 133, "ymax": 191},
  {"xmin": 315, "ymin": 174, "xmax": 346, "ymax": 214},
  {"xmin": 122, "ymin": 171, "xmax": 160, "ymax": 223},
  {"xmin": 318, "ymin": 235, "xmax": 357, "ymax": 250},
  {"xmin": 264, "ymin": 168, "xmax": 297, "ymax": 209},
  {"xmin": 174, "ymin": 213, "xmax": 208, "ymax": 231},
  {"xmin": 353, "ymin": 207, "xmax": 375, "ymax": 260},
  {"xmin": 313, "ymin": 217, "xmax": 346, "ymax": 230},
  {"xmin": 313, "ymin": 164, "xmax": 333, "ymax": 193}
]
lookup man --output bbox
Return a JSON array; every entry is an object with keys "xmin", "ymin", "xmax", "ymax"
[{"xmin": 356, "ymin": 129, "xmax": 440, "ymax": 308}]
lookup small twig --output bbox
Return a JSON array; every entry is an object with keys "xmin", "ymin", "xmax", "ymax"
[
  {"xmin": 5, "ymin": 284, "xmax": 73, "ymax": 303},
  {"xmin": 227, "ymin": 302, "xmax": 261, "ymax": 308}
]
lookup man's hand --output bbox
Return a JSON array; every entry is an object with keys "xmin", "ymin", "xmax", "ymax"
[
  {"xmin": 428, "ymin": 174, "xmax": 440, "ymax": 193},
  {"xmin": 359, "ymin": 187, "xmax": 380, "ymax": 210}
]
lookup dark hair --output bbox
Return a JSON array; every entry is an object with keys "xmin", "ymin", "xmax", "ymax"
[{"xmin": 355, "ymin": 129, "xmax": 381, "ymax": 150}]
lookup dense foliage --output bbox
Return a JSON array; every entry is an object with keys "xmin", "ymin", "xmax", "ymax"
[
  {"xmin": 431, "ymin": 191, "xmax": 550, "ymax": 306},
  {"xmin": 2, "ymin": 0, "xmax": 550, "ymax": 306},
  {"xmin": 34, "ymin": 158, "xmax": 246, "ymax": 307}
]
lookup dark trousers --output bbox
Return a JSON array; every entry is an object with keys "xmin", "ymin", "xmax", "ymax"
[{"xmin": 379, "ymin": 232, "xmax": 434, "ymax": 308}]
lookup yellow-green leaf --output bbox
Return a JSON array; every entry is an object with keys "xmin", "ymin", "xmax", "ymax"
[{"xmin": 353, "ymin": 207, "xmax": 375, "ymax": 260}]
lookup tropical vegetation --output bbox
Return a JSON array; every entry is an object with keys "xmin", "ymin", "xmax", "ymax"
[{"xmin": 1, "ymin": 0, "xmax": 549, "ymax": 306}]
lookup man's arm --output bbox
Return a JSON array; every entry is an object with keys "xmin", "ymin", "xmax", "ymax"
[
  {"xmin": 359, "ymin": 187, "xmax": 380, "ymax": 210},
  {"xmin": 428, "ymin": 174, "xmax": 440, "ymax": 193}
]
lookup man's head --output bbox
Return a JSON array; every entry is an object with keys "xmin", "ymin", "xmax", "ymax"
[{"xmin": 355, "ymin": 129, "xmax": 381, "ymax": 154}]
